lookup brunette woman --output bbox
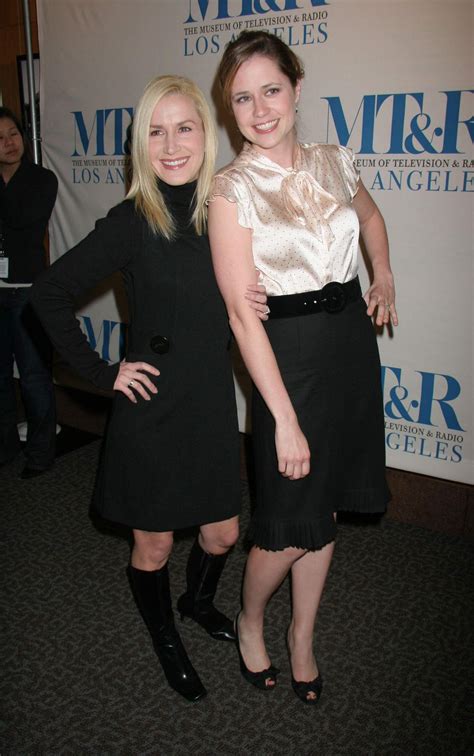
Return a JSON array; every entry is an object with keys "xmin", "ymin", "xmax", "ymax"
[{"xmin": 208, "ymin": 32, "xmax": 398, "ymax": 704}]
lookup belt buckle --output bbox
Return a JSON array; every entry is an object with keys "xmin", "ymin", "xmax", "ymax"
[{"xmin": 320, "ymin": 282, "xmax": 346, "ymax": 313}]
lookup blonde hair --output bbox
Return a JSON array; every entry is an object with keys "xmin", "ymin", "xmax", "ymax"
[{"xmin": 126, "ymin": 75, "xmax": 217, "ymax": 238}]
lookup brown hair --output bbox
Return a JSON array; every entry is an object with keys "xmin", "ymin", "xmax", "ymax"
[{"xmin": 217, "ymin": 31, "xmax": 305, "ymax": 110}]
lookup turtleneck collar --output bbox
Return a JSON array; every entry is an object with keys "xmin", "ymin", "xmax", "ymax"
[
  {"xmin": 157, "ymin": 177, "xmax": 197, "ymax": 206},
  {"xmin": 156, "ymin": 177, "xmax": 198, "ymax": 229}
]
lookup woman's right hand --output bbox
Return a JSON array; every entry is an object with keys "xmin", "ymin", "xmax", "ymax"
[
  {"xmin": 113, "ymin": 360, "xmax": 160, "ymax": 403},
  {"xmin": 275, "ymin": 418, "xmax": 311, "ymax": 480}
]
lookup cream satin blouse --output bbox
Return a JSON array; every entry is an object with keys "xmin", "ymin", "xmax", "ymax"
[{"xmin": 210, "ymin": 142, "xmax": 360, "ymax": 296}]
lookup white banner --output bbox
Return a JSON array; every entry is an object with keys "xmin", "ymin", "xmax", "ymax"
[{"xmin": 38, "ymin": 0, "xmax": 473, "ymax": 484}]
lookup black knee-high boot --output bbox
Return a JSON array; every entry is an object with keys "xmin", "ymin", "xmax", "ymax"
[
  {"xmin": 176, "ymin": 539, "xmax": 235, "ymax": 642},
  {"xmin": 128, "ymin": 563, "xmax": 207, "ymax": 702}
]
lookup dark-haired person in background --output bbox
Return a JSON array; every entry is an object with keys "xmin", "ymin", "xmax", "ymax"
[{"xmin": 0, "ymin": 107, "xmax": 58, "ymax": 478}]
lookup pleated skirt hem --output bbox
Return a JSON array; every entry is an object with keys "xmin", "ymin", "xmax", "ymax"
[
  {"xmin": 248, "ymin": 514, "xmax": 337, "ymax": 552},
  {"xmin": 248, "ymin": 482, "xmax": 390, "ymax": 551}
]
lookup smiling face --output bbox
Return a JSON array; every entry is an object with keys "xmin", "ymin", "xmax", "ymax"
[
  {"xmin": 0, "ymin": 117, "xmax": 24, "ymax": 177},
  {"xmin": 148, "ymin": 93, "xmax": 205, "ymax": 185},
  {"xmin": 230, "ymin": 54, "xmax": 301, "ymax": 166}
]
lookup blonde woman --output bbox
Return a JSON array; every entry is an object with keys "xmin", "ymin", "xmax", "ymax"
[{"xmin": 31, "ymin": 76, "xmax": 267, "ymax": 702}]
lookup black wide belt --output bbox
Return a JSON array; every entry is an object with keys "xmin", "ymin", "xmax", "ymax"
[{"xmin": 267, "ymin": 277, "xmax": 361, "ymax": 319}]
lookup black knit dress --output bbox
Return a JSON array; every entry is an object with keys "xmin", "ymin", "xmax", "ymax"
[{"xmin": 31, "ymin": 180, "xmax": 241, "ymax": 531}]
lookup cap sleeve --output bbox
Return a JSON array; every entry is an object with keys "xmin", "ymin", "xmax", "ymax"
[
  {"xmin": 208, "ymin": 173, "xmax": 252, "ymax": 229},
  {"xmin": 338, "ymin": 146, "xmax": 360, "ymax": 201}
]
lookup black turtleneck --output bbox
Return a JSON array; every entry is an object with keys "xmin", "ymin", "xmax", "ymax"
[{"xmin": 158, "ymin": 178, "xmax": 197, "ymax": 229}]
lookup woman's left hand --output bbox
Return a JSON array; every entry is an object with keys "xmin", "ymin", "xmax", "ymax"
[
  {"xmin": 364, "ymin": 271, "xmax": 398, "ymax": 327},
  {"xmin": 245, "ymin": 283, "xmax": 270, "ymax": 321}
]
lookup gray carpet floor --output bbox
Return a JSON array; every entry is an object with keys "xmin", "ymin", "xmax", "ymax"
[{"xmin": 2, "ymin": 440, "xmax": 473, "ymax": 755}]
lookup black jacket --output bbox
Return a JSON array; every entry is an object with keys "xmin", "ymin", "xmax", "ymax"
[{"xmin": 0, "ymin": 159, "xmax": 58, "ymax": 283}]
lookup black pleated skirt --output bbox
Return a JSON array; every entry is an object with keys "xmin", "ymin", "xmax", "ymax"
[{"xmin": 249, "ymin": 282, "xmax": 390, "ymax": 551}]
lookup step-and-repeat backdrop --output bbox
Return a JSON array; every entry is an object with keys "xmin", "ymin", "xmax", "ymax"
[{"xmin": 37, "ymin": 0, "xmax": 472, "ymax": 484}]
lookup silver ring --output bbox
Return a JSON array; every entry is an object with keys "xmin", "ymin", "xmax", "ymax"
[{"xmin": 128, "ymin": 380, "xmax": 135, "ymax": 388}]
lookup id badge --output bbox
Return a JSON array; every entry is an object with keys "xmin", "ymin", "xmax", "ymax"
[{"xmin": 0, "ymin": 257, "xmax": 9, "ymax": 278}]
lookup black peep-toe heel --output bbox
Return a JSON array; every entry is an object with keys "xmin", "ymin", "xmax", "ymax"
[
  {"xmin": 287, "ymin": 633, "xmax": 323, "ymax": 705},
  {"xmin": 235, "ymin": 612, "xmax": 280, "ymax": 691},
  {"xmin": 291, "ymin": 673, "xmax": 323, "ymax": 705}
]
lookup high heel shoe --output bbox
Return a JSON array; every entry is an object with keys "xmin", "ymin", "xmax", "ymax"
[
  {"xmin": 291, "ymin": 673, "xmax": 323, "ymax": 705},
  {"xmin": 234, "ymin": 612, "xmax": 280, "ymax": 691},
  {"xmin": 287, "ymin": 634, "xmax": 323, "ymax": 705},
  {"xmin": 177, "ymin": 539, "xmax": 235, "ymax": 642},
  {"xmin": 128, "ymin": 565, "xmax": 207, "ymax": 702}
]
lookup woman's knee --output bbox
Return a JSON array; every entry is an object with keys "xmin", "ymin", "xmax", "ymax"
[
  {"xmin": 132, "ymin": 530, "xmax": 174, "ymax": 569},
  {"xmin": 199, "ymin": 518, "xmax": 239, "ymax": 554}
]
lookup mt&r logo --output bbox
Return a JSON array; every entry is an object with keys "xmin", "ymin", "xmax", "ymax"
[
  {"xmin": 71, "ymin": 107, "xmax": 134, "ymax": 185},
  {"xmin": 185, "ymin": 0, "xmax": 329, "ymax": 20},
  {"xmin": 183, "ymin": 0, "xmax": 330, "ymax": 56},
  {"xmin": 382, "ymin": 366, "xmax": 466, "ymax": 464},
  {"xmin": 324, "ymin": 89, "xmax": 474, "ymax": 192}
]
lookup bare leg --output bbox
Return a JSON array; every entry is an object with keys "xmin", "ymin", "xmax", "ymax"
[
  {"xmin": 199, "ymin": 515, "xmax": 239, "ymax": 555},
  {"xmin": 239, "ymin": 545, "xmax": 305, "ymax": 682},
  {"xmin": 131, "ymin": 529, "xmax": 174, "ymax": 570},
  {"xmin": 288, "ymin": 540, "xmax": 335, "ymax": 699}
]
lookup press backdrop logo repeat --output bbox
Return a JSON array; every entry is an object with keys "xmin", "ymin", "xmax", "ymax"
[
  {"xmin": 382, "ymin": 366, "xmax": 466, "ymax": 465},
  {"xmin": 70, "ymin": 107, "xmax": 134, "ymax": 185},
  {"xmin": 183, "ymin": 0, "xmax": 329, "ymax": 56},
  {"xmin": 78, "ymin": 315, "xmax": 127, "ymax": 362},
  {"xmin": 324, "ymin": 89, "xmax": 474, "ymax": 192}
]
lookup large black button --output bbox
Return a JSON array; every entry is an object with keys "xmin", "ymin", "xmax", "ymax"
[{"xmin": 150, "ymin": 335, "xmax": 170, "ymax": 354}]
